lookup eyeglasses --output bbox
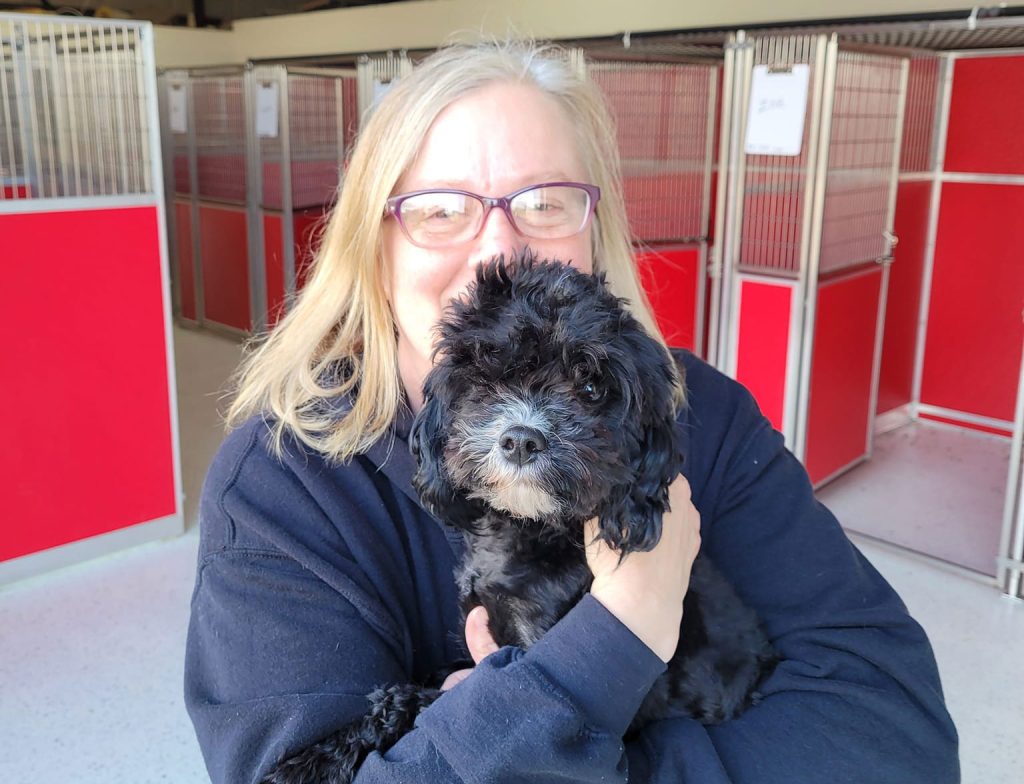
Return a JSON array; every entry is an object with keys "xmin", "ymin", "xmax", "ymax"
[{"xmin": 385, "ymin": 181, "xmax": 601, "ymax": 249}]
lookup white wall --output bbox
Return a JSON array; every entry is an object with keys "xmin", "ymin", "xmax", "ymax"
[{"xmin": 154, "ymin": 0, "xmax": 972, "ymax": 67}]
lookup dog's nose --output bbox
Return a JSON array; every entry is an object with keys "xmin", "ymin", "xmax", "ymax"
[{"xmin": 499, "ymin": 425, "xmax": 548, "ymax": 466}]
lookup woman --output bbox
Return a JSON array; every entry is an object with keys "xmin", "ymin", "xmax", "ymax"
[{"xmin": 185, "ymin": 40, "xmax": 959, "ymax": 783}]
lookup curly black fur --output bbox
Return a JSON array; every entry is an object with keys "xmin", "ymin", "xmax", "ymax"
[{"xmin": 264, "ymin": 252, "xmax": 776, "ymax": 784}]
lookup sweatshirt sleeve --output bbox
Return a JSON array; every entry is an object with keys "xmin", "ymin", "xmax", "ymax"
[
  {"xmin": 184, "ymin": 422, "xmax": 667, "ymax": 784},
  {"xmin": 621, "ymin": 367, "xmax": 960, "ymax": 783}
]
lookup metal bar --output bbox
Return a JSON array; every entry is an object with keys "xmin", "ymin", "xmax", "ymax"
[
  {"xmin": 110, "ymin": 26, "xmax": 131, "ymax": 194},
  {"xmin": 72, "ymin": 24, "xmax": 94, "ymax": 197},
  {"xmin": 244, "ymin": 65, "xmax": 267, "ymax": 333},
  {"xmin": 0, "ymin": 30, "xmax": 19, "ymax": 198},
  {"xmin": 793, "ymin": 34, "xmax": 837, "ymax": 461},
  {"xmin": 866, "ymin": 56, "xmax": 911, "ymax": 459},
  {"xmin": 719, "ymin": 32, "xmax": 753, "ymax": 375},
  {"xmin": 19, "ymin": 21, "xmax": 45, "ymax": 197},
  {"xmin": 285, "ymin": 65, "xmax": 358, "ymax": 78},
  {"xmin": 707, "ymin": 47, "xmax": 734, "ymax": 368},
  {"xmin": 940, "ymin": 172, "xmax": 1024, "ymax": 186},
  {"xmin": 911, "ymin": 53, "xmax": 955, "ymax": 415},
  {"xmin": 137, "ymin": 19, "xmax": 185, "ymax": 544},
  {"xmin": 47, "ymin": 21, "xmax": 70, "ymax": 198},
  {"xmin": 280, "ymin": 66, "xmax": 296, "ymax": 301},
  {"xmin": 0, "ymin": 192, "xmax": 158, "ymax": 214},
  {"xmin": 186, "ymin": 75, "xmax": 205, "ymax": 325},
  {"xmin": 85, "ymin": 24, "xmax": 107, "ymax": 195},
  {"xmin": 915, "ymin": 403, "xmax": 1015, "ymax": 432},
  {"xmin": 59, "ymin": 23, "xmax": 81, "ymax": 197},
  {"xmin": 999, "ymin": 341, "xmax": 1024, "ymax": 596},
  {"xmin": 132, "ymin": 27, "xmax": 151, "ymax": 194}
]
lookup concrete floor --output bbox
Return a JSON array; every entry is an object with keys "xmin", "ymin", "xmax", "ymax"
[{"xmin": 1, "ymin": 325, "xmax": 1021, "ymax": 783}]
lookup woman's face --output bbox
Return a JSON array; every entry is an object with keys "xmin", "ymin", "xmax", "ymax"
[{"xmin": 383, "ymin": 81, "xmax": 595, "ymax": 412}]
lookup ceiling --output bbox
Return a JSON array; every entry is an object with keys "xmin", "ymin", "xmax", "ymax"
[{"xmin": 0, "ymin": 0, "xmax": 404, "ymax": 26}]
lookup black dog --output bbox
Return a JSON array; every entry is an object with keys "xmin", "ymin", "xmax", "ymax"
[{"xmin": 263, "ymin": 254, "xmax": 775, "ymax": 784}]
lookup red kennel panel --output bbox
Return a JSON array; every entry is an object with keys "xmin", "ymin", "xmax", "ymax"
[
  {"xmin": 805, "ymin": 268, "xmax": 884, "ymax": 485},
  {"xmin": 944, "ymin": 55, "xmax": 1024, "ymax": 176},
  {"xmin": 174, "ymin": 198, "xmax": 197, "ymax": 322},
  {"xmin": 877, "ymin": 179, "xmax": 932, "ymax": 415},
  {"xmin": 919, "ymin": 182, "xmax": 1024, "ymax": 432},
  {"xmin": 198, "ymin": 203, "xmax": 251, "ymax": 332},
  {"xmin": 733, "ymin": 278, "xmax": 796, "ymax": 434},
  {"xmin": 1, "ymin": 207, "xmax": 178, "ymax": 564},
  {"xmin": 637, "ymin": 245, "xmax": 702, "ymax": 352}
]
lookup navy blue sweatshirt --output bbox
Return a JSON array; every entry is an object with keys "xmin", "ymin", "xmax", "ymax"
[{"xmin": 184, "ymin": 350, "xmax": 959, "ymax": 783}]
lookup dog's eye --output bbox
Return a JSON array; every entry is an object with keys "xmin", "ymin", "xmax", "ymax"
[{"xmin": 579, "ymin": 381, "xmax": 606, "ymax": 404}]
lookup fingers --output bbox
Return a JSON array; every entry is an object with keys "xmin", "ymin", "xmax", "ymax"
[
  {"xmin": 465, "ymin": 605, "xmax": 500, "ymax": 665},
  {"xmin": 440, "ymin": 668, "xmax": 473, "ymax": 691}
]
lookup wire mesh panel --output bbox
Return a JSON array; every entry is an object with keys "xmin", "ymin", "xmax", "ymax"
[
  {"xmin": 899, "ymin": 56, "xmax": 940, "ymax": 173},
  {"xmin": 254, "ymin": 69, "xmax": 355, "ymax": 211},
  {"xmin": 192, "ymin": 73, "xmax": 246, "ymax": 204},
  {"xmin": 818, "ymin": 52, "xmax": 905, "ymax": 274},
  {"xmin": 590, "ymin": 61, "xmax": 716, "ymax": 242},
  {"xmin": 0, "ymin": 15, "xmax": 152, "ymax": 200},
  {"xmin": 356, "ymin": 53, "xmax": 413, "ymax": 120},
  {"xmin": 162, "ymin": 75, "xmax": 191, "ymax": 195},
  {"xmin": 738, "ymin": 36, "xmax": 823, "ymax": 277}
]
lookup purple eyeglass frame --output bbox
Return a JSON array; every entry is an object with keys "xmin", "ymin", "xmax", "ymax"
[{"xmin": 384, "ymin": 181, "xmax": 601, "ymax": 246}]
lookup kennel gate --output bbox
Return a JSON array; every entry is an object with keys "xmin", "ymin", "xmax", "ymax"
[
  {"xmin": 0, "ymin": 13, "xmax": 181, "ymax": 581},
  {"xmin": 714, "ymin": 33, "xmax": 908, "ymax": 487}
]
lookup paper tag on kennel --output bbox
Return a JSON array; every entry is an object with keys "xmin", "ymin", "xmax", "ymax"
[
  {"xmin": 744, "ymin": 64, "xmax": 810, "ymax": 156},
  {"xmin": 168, "ymin": 85, "xmax": 188, "ymax": 134},
  {"xmin": 256, "ymin": 82, "xmax": 280, "ymax": 138}
]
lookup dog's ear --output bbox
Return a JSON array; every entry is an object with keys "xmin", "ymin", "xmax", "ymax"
[
  {"xmin": 595, "ymin": 349, "xmax": 685, "ymax": 555},
  {"xmin": 409, "ymin": 373, "xmax": 485, "ymax": 531}
]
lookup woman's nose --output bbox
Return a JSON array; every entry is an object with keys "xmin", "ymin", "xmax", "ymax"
[{"xmin": 469, "ymin": 205, "xmax": 526, "ymax": 266}]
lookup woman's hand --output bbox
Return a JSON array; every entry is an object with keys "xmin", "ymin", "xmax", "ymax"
[
  {"xmin": 586, "ymin": 474, "xmax": 701, "ymax": 663},
  {"xmin": 440, "ymin": 605, "xmax": 498, "ymax": 690}
]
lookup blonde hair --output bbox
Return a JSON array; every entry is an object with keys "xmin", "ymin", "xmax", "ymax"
[{"xmin": 227, "ymin": 38, "xmax": 683, "ymax": 462}]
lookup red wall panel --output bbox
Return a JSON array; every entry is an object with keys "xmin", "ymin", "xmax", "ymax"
[
  {"xmin": 945, "ymin": 55, "xmax": 1024, "ymax": 175},
  {"xmin": 263, "ymin": 213, "xmax": 285, "ymax": 328},
  {"xmin": 637, "ymin": 245, "xmax": 700, "ymax": 351},
  {"xmin": 198, "ymin": 204, "xmax": 251, "ymax": 331},
  {"xmin": 877, "ymin": 180, "xmax": 931, "ymax": 414},
  {"xmin": 1, "ymin": 207, "xmax": 176, "ymax": 562},
  {"xmin": 920, "ymin": 182, "xmax": 1024, "ymax": 422},
  {"xmin": 805, "ymin": 269, "xmax": 883, "ymax": 485},
  {"xmin": 294, "ymin": 207, "xmax": 326, "ymax": 291},
  {"xmin": 735, "ymin": 280, "xmax": 792, "ymax": 433},
  {"xmin": 174, "ymin": 199, "xmax": 196, "ymax": 321}
]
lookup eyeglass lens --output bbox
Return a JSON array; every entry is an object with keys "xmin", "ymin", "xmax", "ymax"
[{"xmin": 396, "ymin": 184, "xmax": 592, "ymax": 247}]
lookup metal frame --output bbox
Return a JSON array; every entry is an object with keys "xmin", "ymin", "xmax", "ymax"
[
  {"xmin": 999, "ymin": 341, "xmax": 1024, "ymax": 598},
  {"xmin": 0, "ymin": 14, "xmax": 183, "ymax": 583},
  {"xmin": 910, "ymin": 53, "xmax": 955, "ymax": 415}
]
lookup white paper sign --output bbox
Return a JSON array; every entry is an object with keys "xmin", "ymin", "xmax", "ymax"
[
  {"xmin": 256, "ymin": 82, "xmax": 280, "ymax": 138},
  {"xmin": 744, "ymin": 64, "xmax": 810, "ymax": 156},
  {"xmin": 168, "ymin": 85, "xmax": 187, "ymax": 134},
  {"xmin": 372, "ymin": 79, "xmax": 394, "ymax": 107}
]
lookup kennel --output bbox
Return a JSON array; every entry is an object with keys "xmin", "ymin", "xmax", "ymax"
[
  {"xmin": 0, "ymin": 13, "xmax": 181, "ymax": 582},
  {"xmin": 587, "ymin": 53, "xmax": 719, "ymax": 355},
  {"xmin": 159, "ymin": 63, "xmax": 359, "ymax": 333},
  {"xmin": 713, "ymin": 32, "xmax": 908, "ymax": 488}
]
